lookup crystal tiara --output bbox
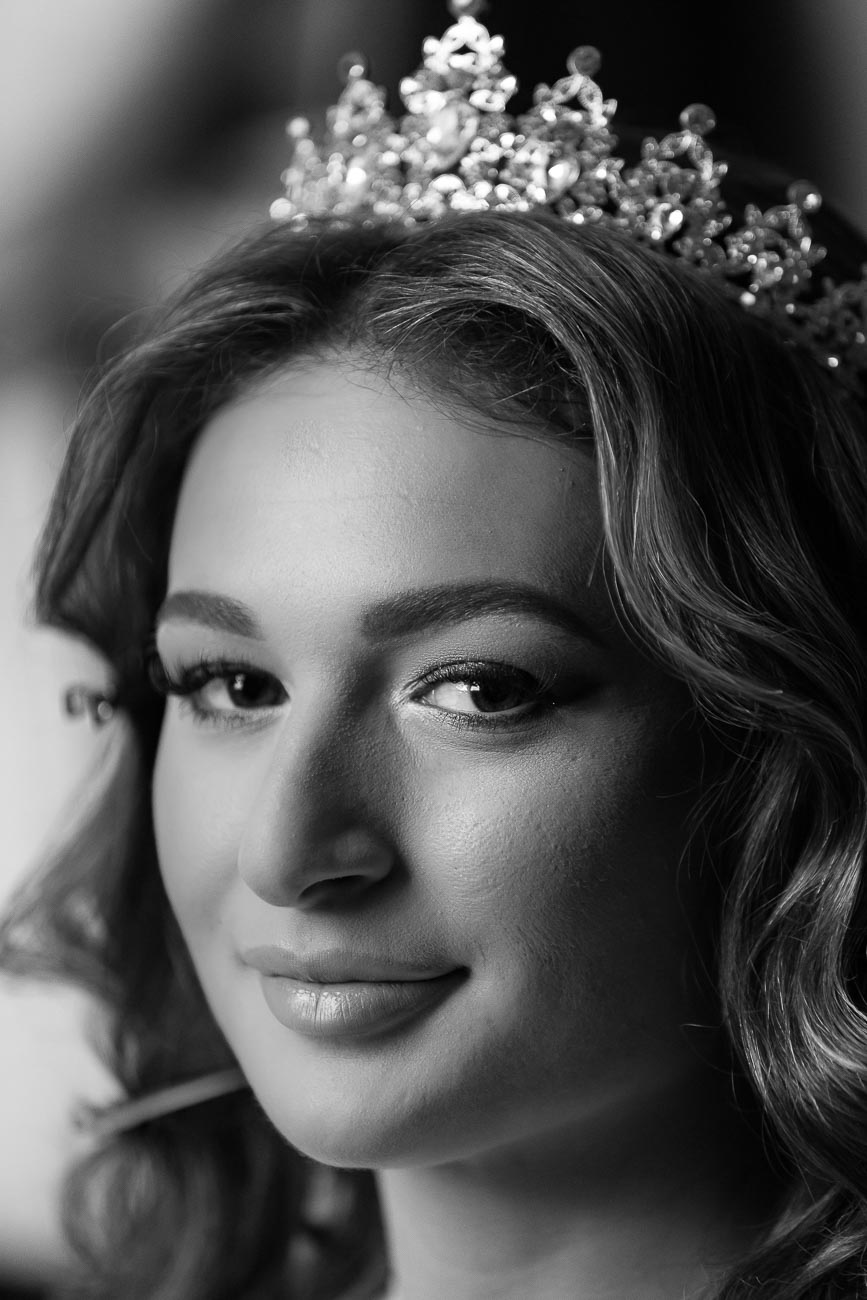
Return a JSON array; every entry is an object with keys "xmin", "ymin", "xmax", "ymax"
[{"xmin": 269, "ymin": 0, "xmax": 867, "ymax": 398}]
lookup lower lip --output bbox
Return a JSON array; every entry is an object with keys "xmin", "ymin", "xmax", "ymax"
[{"xmin": 258, "ymin": 971, "xmax": 463, "ymax": 1040}]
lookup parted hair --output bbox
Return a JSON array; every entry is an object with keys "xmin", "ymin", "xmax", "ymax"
[{"xmin": 2, "ymin": 207, "xmax": 867, "ymax": 1299}]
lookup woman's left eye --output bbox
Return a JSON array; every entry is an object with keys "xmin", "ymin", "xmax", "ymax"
[{"xmin": 415, "ymin": 665, "xmax": 547, "ymax": 724}]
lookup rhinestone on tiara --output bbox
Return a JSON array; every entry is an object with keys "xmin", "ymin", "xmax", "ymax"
[{"xmin": 270, "ymin": 0, "xmax": 867, "ymax": 397}]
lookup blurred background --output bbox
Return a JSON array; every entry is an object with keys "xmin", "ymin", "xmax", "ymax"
[{"xmin": 1, "ymin": 0, "xmax": 865, "ymax": 1291}]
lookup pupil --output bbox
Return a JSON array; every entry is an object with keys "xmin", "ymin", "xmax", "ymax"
[
  {"xmin": 228, "ymin": 672, "xmax": 264, "ymax": 706},
  {"xmin": 468, "ymin": 678, "xmax": 523, "ymax": 713}
]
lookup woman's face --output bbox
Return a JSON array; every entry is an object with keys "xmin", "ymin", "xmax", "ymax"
[{"xmin": 152, "ymin": 355, "xmax": 719, "ymax": 1169}]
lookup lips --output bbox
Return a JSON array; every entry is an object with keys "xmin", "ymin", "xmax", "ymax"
[
  {"xmin": 240, "ymin": 944, "xmax": 454, "ymax": 984},
  {"xmin": 239, "ymin": 946, "xmax": 465, "ymax": 1040}
]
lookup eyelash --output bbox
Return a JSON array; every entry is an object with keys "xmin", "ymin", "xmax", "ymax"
[
  {"xmin": 147, "ymin": 653, "xmax": 558, "ymax": 734},
  {"xmin": 148, "ymin": 653, "xmax": 283, "ymax": 731},
  {"xmin": 410, "ymin": 661, "xmax": 558, "ymax": 732}
]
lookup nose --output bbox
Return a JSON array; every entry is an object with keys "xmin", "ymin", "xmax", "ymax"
[{"xmin": 236, "ymin": 703, "xmax": 399, "ymax": 909}]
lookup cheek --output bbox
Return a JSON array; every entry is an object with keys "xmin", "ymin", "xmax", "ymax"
[
  {"xmin": 419, "ymin": 714, "xmax": 691, "ymax": 903},
  {"xmin": 151, "ymin": 722, "xmax": 248, "ymax": 935},
  {"xmin": 406, "ymin": 704, "xmax": 710, "ymax": 1008}
]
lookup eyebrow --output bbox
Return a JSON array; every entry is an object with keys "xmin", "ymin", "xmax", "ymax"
[
  {"xmin": 156, "ymin": 581, "xmax": 603, "ymax": 646},
  {"xmin": 157, "ymin": 591, "xmax": 264, "ymax": 638},
  {"xmin": 359, "ymin": 581, "xmax": 603, "ymax": 644}
]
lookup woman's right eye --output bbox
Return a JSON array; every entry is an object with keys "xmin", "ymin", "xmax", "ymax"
[{"xmin": 148, "ymin": 655, "xmax": 287, "ymax": 727}]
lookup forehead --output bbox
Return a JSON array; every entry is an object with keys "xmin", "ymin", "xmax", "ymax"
[{"xmin": 168, "ymin": 357, "xmax": 609, "ymax": 626}]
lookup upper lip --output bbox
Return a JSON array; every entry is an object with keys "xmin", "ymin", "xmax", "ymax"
[{"xmin": 239, "ymin": 945, "xmax": 458, "ymax": 984}]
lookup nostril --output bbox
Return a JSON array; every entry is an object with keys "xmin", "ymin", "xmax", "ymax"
[{"xmin": 297, "ymin": 870, "xmax": 386, "ymax": 909}]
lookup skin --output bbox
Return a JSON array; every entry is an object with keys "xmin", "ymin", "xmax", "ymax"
[{"xmin": 152, "ymin": 355, "xmax": 777, "ymax": 1299}]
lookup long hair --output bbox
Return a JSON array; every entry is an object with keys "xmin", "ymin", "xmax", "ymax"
[{"xmin": 2, "ymin": 209, "xmax": 866, "ymax": 1299}]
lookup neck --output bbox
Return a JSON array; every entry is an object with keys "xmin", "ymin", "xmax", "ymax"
[{"xmin": 375, "ymin": 1078, "xmax": 783, "ymax": 1300}]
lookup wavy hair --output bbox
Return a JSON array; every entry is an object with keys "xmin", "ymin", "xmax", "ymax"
[{"xmin": 2, "ymin": 209, "xmax": 866, "ymax": 1299}]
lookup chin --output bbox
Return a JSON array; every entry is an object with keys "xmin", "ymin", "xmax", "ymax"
[
  {"xmin": 245, "ymin": 1068, "xmax": 495, "ymax": 1169},
  {"xmin": 252, "ymin": 1090, "xmax": 433, "ymax": 1167},
  {"xmin": 251, "ymin": 1065, "xmax": 574, "ymax": 1173}
]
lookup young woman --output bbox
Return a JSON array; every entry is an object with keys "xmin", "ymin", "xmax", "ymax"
[{"xmin": 2, "ymin": 8, "xmax": 867, "ymax": 1300}]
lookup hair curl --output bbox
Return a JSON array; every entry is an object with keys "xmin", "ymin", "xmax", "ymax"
[{"xmin": 2, "ymin": 209, "xmax": 867, "ymax": 1299}]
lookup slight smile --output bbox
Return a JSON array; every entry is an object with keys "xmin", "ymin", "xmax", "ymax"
[{"xmin": 240, "ymin": 946, "xmax": 466, "ymax": 1040}]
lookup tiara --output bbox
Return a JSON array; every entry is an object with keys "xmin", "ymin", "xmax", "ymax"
[{"xmin": 269, "ymin": 0, "xmax": 867, "ymax": 397}]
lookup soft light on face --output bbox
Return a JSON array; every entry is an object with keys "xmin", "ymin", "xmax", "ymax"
[{"xmin": 152, "ymin": 355, "xmax": 718, "ymax": 1169}]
